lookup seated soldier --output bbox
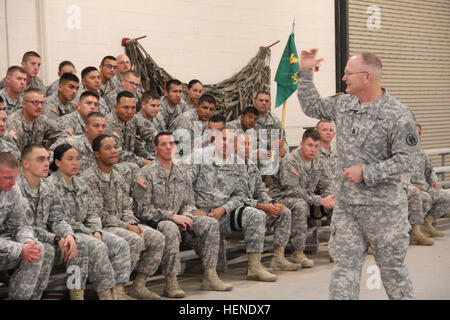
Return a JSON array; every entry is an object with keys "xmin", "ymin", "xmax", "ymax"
[
  {"xmin": 82, "ymin": 135, "xmax": 165, "ymax": 300},
  {"xmin": 192, "ymin": 113, "xmax": 226, "ymax": 150},
  {"xmin": 57, "ymin": 90, "xmax": 99, "ymax": 137},
  {"xmin": 106, "ymin": 91, "xmax": 155, "ymax": 168},
  {"xmin": 186, "ymin": 128, "xmax": 276, "ymax": 282},
  {"xmin": 46, "ymin": 144, "xmax": 133, "ymax": 300},
  {"xmin": 111, "ymin": 54, "xmax": 144, "ymax": 103},
  {"xmin": 170, "ymin": 93, "xmax": 217, "ymax": 152},
  {"xmin": 133, "ymin": 132, "xmax": 233, "ymax": 298},
  {"xmin": 0, "ymin": 51, "xmax": 45, "ymax": 92},
  {"xmin": 236, "ymin": 133, "xmax": 300, "ymax": 272},
  {"xmin": 0, "ymin": 152, "xmax": 44, "ymax": 300},
  {"xmin": 159, "ymin": 79, "xmax": 190, "ymax": 130},
  {"xmin": 226, "ymin": 106, "xmax": 259, "ymax": 133},
  {"xmin": 0, "ymin": 66, "xmax": 27, "ymax": 115},
  {"xmin": 44, "ymin": 73, "xmax": 80, "ymax": 127},
  {"xmin": 45, "ymin": 60, "xmax": 83, "ymax": 99},
  {"xmin": 6, "ymin": 88, "xmax": 65, "ymax": 151},
  {"xmin": 104, "ymin": 71, "xmax": 142, "ymax": 111},
  {"xmin": 270, "ymin": 128, "xmax": 334, "ymax": 268},
  {"xmin": 17, "ymin": 144, "xmax": 90, "ymax": 300},
  {"xmin": 0, "ymin": 101, "xmax": 21, "ymax": 160},
  {"xmin": 315, "ymin": 120, "xmax": 338, "ymax": 184},
  {"xmin": 135, "ymin": 91, "xmax": 164, "ymax": 160},
  {"xmin": 77, "ymin": 66, "xmax": 110, "ymax": 115},
  {"xmin": 411, "ymin": 124, "xmax": 450, "ymax": 237},
  {"xmin": 99, "ymin": 56, "xmax": 119, "ymax": 98},
  {"xmin": 184, "ymin": 79, "xmax": 203, "ymax": 109}
]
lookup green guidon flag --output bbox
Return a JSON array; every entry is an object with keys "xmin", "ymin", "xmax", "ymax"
[{"xmin": 274, "ymin": 33, "xmax": 300, "ymax": 107}]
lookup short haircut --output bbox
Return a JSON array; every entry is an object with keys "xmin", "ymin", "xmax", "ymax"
[
  {"xmin": 22, "ymin": 51, "xmax": 41, "ymax": 62},
  {"xmin": 23, "ymin": 87, "xmax": 43, "ymax": 98},
  {"xmin": 81, "ymin": 66, "xmax": 99, "ymax": 79},
  {"xmin": 49, "ymin": 144, "xmax": 74, "ymax": 172},
  {"xmin": 21, "ymin": 144, "xmax": 46, "ymax": 160},
  {"xmin": 154, "ymin": 132, "xmax": 172, "ymax": 146},
  {"xmin": 315, "ymin": 119, "xmax": 332, "ymax": 129},
  {"xmin": 79, "ymin": 90, "xmax": 99, "ymax": 102},
  {"xmin": 302, "ymin": 128, "xmax": 321, "ymax": 142},
  {"xmin": 101, "ymin": 55, "xmax": 117, "ymax": 65},
  {"xmin": 165, "ymin": 79, "xmax": 182, "ymax": 91},
  {"xmin": 197, "ymin": 94, "xmax": 216, "ymax": 107},
  {"xmin": 7, "ymin": 66, "xmax": 27, "ymax": 76},
  {"xmin": 92, "ymin": 134, "xmax": 111, "ymax": 152},
  {"xmin": 255, "ymin": 90, "xmax": 271, "ymax": 99},
  {"xmin": 141, "ymin": 91, "xmax": 161, "ymax": 104},
  {"xmin": 0, "ymin": 96, "xmax": 4, "ymax": 104},
  {"xmin": 209, "ymin": 114, "xmax": 226, "ymax": 124},
  {"xmin": 241, "ymin": 106, "xmax": 259, "ymax": 117},
  {"xmin": 58, "ymin": 60, "xmax": 75, "ymax": 72},
  {"xmin": 123, "ymin": 70, "xmax": 140, "ymax": 79},
  {"xmin": 0, "ymin": 152, "xmax": 20, "ymax": 169},
  {"xmin": 59, "ymin": 73, "xmax": 79, "ymax": 85},
  {"xmin": 85, "ymin": 112, "xmax": 105, "ymax": 125},
  {"xmin": 187, "ymin": 79, "xmax": 202, "ymax": 89},
  {"xmin": 354, "ymin": 52, "xmax": 383, "ymax": 81},
  {"xmin": 116, "ymin": 90, "xmax": 135, "ymax": 104}
]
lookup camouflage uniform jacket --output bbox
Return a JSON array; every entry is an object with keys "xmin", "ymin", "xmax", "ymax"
[
  {"xmin": 0, "ymin": 184, "xmax": 34, "ymax": 259},
  {"xmin": 244, "ymin": 162, "xmax": 273, "ymax": 207},
  {"xmin": 81, "ymin": 165, "xmax": 139, "ymax": 229},
  {"xmin": 132, "ymin": 160, "xmax": 197, "ymax": 223},
  {"xmin": 297, "ymin": 69, "xmax": 420, "ymax": 206},
  {"xmin": 6, "ymin": 110, "xmax": 65, "ymax": 151},
  {"xmin": 44, "ymin": 93, "xmax": 77, "ymax": 126},
  {"xmin": 269, "ymin": 148, "xmax": 332, "ymax": 206},
  {"xmin": 0, "ymin": 135, "xmax": 21, "ymax": 160},
  {"xmin": 255, "ymin": 112, "xmax": 287, "ymax": 147},
  {"xmin": 49, "ymin": 134, "xmax": 95, "ymax": 174},
  {"xmin": 56, "ymin": 111, "xmax": 85, "ymax": 137},
  {"xmin": 316, "ymin": 146, "xmax": 338, "ymax": 181},
  {"xmin": 169, "ymin": 109, "xmax": 208, "ymax": 149},
  {"xmin": 100, "ymin": 79, "xmax": 119, "ymax": 98},
  {"xmin": 45, "ymin": 170, "xmax": 102, "ymax": 235},
  {"xmin": 134, "ymin": 112, "xmax": 165, "ymax": 160},
  {"xmin": 410, "ymin": 149, "xmax": 439, "ymax": 190},
  {"xmin": 0, "ymin": 88, "xmax": 23, "ymax": 115},
  {"xmin": 159, "ymin": 96, "xmax": 190, "ymax": 131},
  {"xmin": 17, "ymin": 171, "xmax": 74, "ymax": 243}
]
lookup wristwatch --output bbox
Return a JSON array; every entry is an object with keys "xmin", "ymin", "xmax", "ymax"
[{"xmin": 54, "ymin": 235, "xmax": 61, "ymax": 245}]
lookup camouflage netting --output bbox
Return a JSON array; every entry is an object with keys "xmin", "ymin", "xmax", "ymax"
[{"xmin": 125, "ymin": 40, "xmax": 271, "ymax": 121}]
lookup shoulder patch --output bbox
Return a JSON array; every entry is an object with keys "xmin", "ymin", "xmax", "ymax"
[
  {"xmin": 406, "ymin": 133, "xmax": 418, "ymax": 146},
  {"xmin": 67, "ymin": 127, "xmax": 74, "ymax": 136},
  {"xmin": 52, "ymin": 107, "xmax": 59, "ymax": 115},
  {"xmin": 136, "ymin": 177, "xmax": 149, "ymax": 189},
  {"xmin": 9, "ymin": 129, "xmax": 18, "ymax": 140},
  {"xmin": 291, "ymin": 167, "xmax": 299, "ymax": 176},
  {"xmin": 113, "ymin": 131, "xmax": 121, "ymax": 139}
]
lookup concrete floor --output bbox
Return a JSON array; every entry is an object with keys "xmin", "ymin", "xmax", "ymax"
[{"xmin": 148, "ymin": 229, "xmax": 450, "ymax": 300}]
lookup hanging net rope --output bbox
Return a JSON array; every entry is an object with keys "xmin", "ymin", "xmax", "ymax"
[{"xmin": 125, "ymin": 40, "xmax": 271, "ymax": 121}]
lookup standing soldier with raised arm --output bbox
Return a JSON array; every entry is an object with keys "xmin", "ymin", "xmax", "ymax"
[{"xmin": 297, "ymin": 49, "xmax": 419, "ymax": 300}]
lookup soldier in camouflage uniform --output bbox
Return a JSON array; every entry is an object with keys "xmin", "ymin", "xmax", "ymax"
[
  {"xmin": 315, "ymin": 120, "xmax": 338, "ymax": 184},
  {"xmin": 47, "ymin": 144, "xmax": 133, "ymax": 300},
  {"xmin": 43, "ymin": 73, "xmax": 79, "ymax": 128},
  {"xmin": 0, "ymin": 107, "xmax": 21, "ymax": 160},
  {"xmin": 411, "ymin": 124, "xmax": 450, "ymax": 238},
  {"xmin": 104, "ymin": 70, "xmax": 142, "ymax": 111},
  {"xmin": 77, "ymin": 67, "xmax": 111, "ymax": 115},
  {"xmin": 184, "ymin": 79, "xmax": 203, "ymax": 109},
  {"xmin": 270, "ymin": 129, "xmax": 334, "ymax": 268},
  {"xmin": 298, "ymin": 49, "xmax": 419, "ymax": 299},
  {"xmin": 6, "ymin": 88, "xmax": 65, "ymax": 151},
  {"xmin": 106, "ymin": 91, "xmax": 156, "ymax": 168},
  {"xmin": 185, "ymin": 129, "xmax": 276, "ymax": 282},
  {"xmin": 111, "ymin": 54, "xmax": 144, "ymax": 101},
  {"xmin": 159, "ymin": 80, "xmax": 190, "ymax": 130},
  {"xmin": 0, "ymin": 152, "xmax": 44, "ymax": 300},
  {"xmin": 133, "ymin": 132, "xmax": 232, "ymax": 298},
  {"xmin": 99, "ymin": 56, "xmax": 119, "ymax": 98},
  {"xmin": 82, "ymin": 135, "xmax": 165, "ymax": 300},
  {"xmin": 0, "ymin": 66, "xmax": 27, "ymax": 115},
  {"xmin": 56, "ymin": 91, "xmax": 100, "ymax": 137},
  {"xmin": 18, "ymin": 144, "xmax": 90, "ymax": 299},
  {"xmin": 45, "ymin": 60, "xmax": 82, "ymax": 100}
]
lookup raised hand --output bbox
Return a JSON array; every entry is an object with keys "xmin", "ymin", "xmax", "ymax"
[{"xmin": 300, "ymin": 48, "xmax": 324, "ymax": 71}]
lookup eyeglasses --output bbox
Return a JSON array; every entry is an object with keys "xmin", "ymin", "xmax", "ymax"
[
  {"xmin": 124, "ymin": 79, "xmax": 140, "ymax": 87},
  {"xmin": 103, "ymin": 64, "xmax": 118, "ymax": 70},
  {"xmin": 24, "ymin": 99, "xmax": 45, "ymax": 106},
  {"xmin": 343, "ymin": 71, "xmax": 368, "ymax": 77}
]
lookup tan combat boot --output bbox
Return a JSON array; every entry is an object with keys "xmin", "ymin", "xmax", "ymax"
[
  {"xmin": 410, "ymin": 224, "xmax": 434, "ymax": 246},
  {"xmin": 30, "ymin": 294, "xmax": 42, "ymax": 300},
  {"xmin": 98, "ymin": 289, "xmax": 114, "ymax": 300},
  {"xmin": 112, "ymin": 284, "xmax": 137, "ymax": 300},
  {"xmin": 69, "ymin": 288, "xmax": 84, "ymax": 300},
  {"xmin": 201, "ymin": 269, "xmax": 233, "ymax": 291},
  {"xmin": 290, "ymin": 249, "xmax": 314, "ymax": 268},
  {"xmin": 421, "ymin": 215, "xmax": 444, "ymax": 237},
  {"xmin": 129, "ymin": 273, "xmax": 161, "ymax": 300},
  {"xmin": 270, "ymin": 246, "xmax": 301, "ymax": 271},
  {"xmin": 163, "ymin": 277, "xmax": 185, "ymax": 298},
  {"xmin": 247, "ymin": 253, "xmax": 278, "ymax": 282}
]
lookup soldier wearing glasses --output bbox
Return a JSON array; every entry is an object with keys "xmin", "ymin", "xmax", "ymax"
[
  {"xmin": 104, "ymin": 71, "xmax": 142, "ymax": 111},
  {"xmin": 99, "ymin": 56, "xmax": 119, "ymax": 98}
]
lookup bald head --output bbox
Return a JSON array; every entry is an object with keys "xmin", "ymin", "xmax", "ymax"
[{"xmin": 116, "ymin": 54, "xmax": 131, "ymax": 74}]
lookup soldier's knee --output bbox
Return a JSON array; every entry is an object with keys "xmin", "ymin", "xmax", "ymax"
[
  {"xmin": 157, "ymin": 221, "xmax": 181, "ymax": 241},
  {"xmin": 244, "ymin": 207, "xmax": 266, "ymax": 225},
  {"xmin": 197, "ymin": 216, "xmax": 219, "ymax": 231}
]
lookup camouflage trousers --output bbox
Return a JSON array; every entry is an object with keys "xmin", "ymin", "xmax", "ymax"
[
  {"xmin": 328, "ymin": 201, "xmax": 414, "ymax": 300},
  {"xmin": 214, "ymin": 206, "xmax": 266, "ymax": 254},
  {"xmin": 404, "ymin": 185, "xmax": 426, "ymax": 225},
  {"xmin": 33, "ymin": 240, "xmax": 89, "ymax": 296},
  {"xmin": 75, "ymin": 231, "xmax": 130, "ymax": 292},
  {"xmin": 104, "ymin": 224, "xmax": 164, "ymax": 277},
  {"xmin": 0, "ymin": 239, "xmax": 44, "ymax": 300},
  {"xmin": 152, "ymin": 216, "xmax": 220, "ymax": 277},
  {"xmin": 276, "ymin": 198, "xmax": 309, "ymax": 251},
  {"xmin": 425, "ymin": 187, "xmax": 450, "ymax": 220}
]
